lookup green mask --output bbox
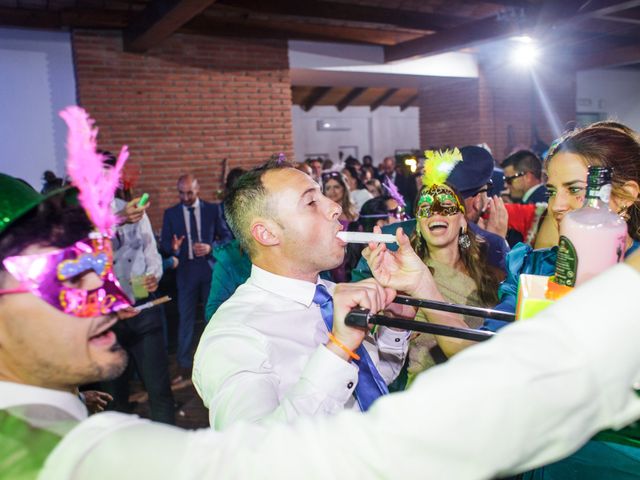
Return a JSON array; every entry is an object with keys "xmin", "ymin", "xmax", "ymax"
[{"xmin": 416, "ymin": 185, "xmax": 465, "ymax": 218}]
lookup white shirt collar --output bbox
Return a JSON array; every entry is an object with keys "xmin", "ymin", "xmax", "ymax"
[
  {"xmin": 0, "ymin": 381, "xmax": 88, "ymax": 421},
  {"xmin": 522, "ymin": 183, "xmax": 543, "ymax": 203},
  {"xmin": 250, "ymin": 265, "xmax": 332, "ymax": 308},
  {"xmin": 182, "ymin": 198, "xmax": 201, "ymax": 210}
]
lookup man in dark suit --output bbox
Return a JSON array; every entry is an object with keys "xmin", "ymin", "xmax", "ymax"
[
  {"xmin": 379, "ymin": 156, "xmax": 418, "ymax": 210},
  {"xmin": 161, "ymin": 174, "xmax": 232, "ymax": 377},
  {"xmin": 502, "ymin": 150, "xmax": 548, "ymax": 204}
]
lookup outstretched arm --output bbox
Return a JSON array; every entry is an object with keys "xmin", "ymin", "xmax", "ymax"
[{"xmin": 53, "ymin": 259, "xmax": 640, "ymax": 480}]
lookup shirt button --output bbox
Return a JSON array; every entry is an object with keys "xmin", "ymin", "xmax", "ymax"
[
  {"xmin": 394, "ymin": 337, "xmax": 400, "ymax": 342},
  {"xmin": 347, "ymin": 382, "xmax": 354, "ymax": 389}
]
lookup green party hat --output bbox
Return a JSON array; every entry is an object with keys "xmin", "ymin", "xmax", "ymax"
[{"xmin": 0, "ymin": 174, "xmax": 50, "ymax": 235}]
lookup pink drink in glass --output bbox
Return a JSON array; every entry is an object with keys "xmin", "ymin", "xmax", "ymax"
[{"xmin": 558, "ymin": 208, "xmax": 626, "ymax": 286}]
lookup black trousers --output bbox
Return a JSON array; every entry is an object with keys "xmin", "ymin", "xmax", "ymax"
[{"xmin": 99, "ymin": 296, "xmax": 175, "ymax": 425}]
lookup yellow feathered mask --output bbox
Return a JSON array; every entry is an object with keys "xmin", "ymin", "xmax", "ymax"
[{"xmin": 421, "ymin": 148, "xmax": 462, "ymax": 188}]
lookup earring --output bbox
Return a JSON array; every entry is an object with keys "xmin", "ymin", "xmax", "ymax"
[
  {"xmin": 618, "ymin": 205, "xmax": 631, "ymax": 222},
  {"xmin": 458, "ymin": 227, "xmax": 471, "ymax": 250}
]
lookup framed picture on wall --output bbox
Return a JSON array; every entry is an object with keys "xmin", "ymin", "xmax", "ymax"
[
  {"xmin": 304, "ymin": 153, "xmax": 331, "ymax": 161},
  {"xmin": 394, "ymin": 149, "xmax": 414, "ymax": 156}
]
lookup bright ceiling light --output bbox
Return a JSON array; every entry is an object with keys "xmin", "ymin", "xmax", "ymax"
[
  {"xmin": 511, "ymin": 35, "xmax": 533, "ymax": 44},
  {"xmin": 511, "ymin": 41, "xmax": 539, "ymax": 69}
]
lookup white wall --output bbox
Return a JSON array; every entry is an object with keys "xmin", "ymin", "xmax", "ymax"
[
  {"xmin": 292, "ymin": 105, "xmax": 419, "ymax": 164},
  {"xmin": 577, "ymin": 69, "xmax": 640, "ymax": 131},
  {"xmin": 0, "ymin": 27, "xmax": 77, "ymax": 189},
  {"xmin": 288, "ymin": 40, "xmax": 478, "ymax": 79}
]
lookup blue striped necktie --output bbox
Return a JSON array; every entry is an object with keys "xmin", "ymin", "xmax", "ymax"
[{"xmin": 313, "ymin": 283, "xmax": 388, "ymax": 411}]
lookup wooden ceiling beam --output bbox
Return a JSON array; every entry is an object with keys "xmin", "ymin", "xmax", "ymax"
[
  {"xmin": 371, "ymin": 88, "xmax": 399, "ymax": 111},
  {"xmin": 336, "ymin": 88, "xmax": 367, "ymax": 111},
  {"xmin": 383, "ymin": 1, "xmax": 640, "ymax": 62},
  {"xmin": 124, "ymin": 0, "xmax": 219, "ymax": 53},
  {"xmin": 302, "ymin": 87, "xmax": 332, "ymax": 112},
  {"xmin": 186, "ymin": 14, "xmax": 408, "ymax": 45},
  {"xmin": 571, "ymin": 40, "xmax": 640, "ymax": 69},
  {"xmin": 0, "ymin": 7, "xmax": 129, "ymax": 29},
  {"xmin": 217, "ymin": 0, "xmax": 465, "ymax": 31},
  {"xmin": 583, "ymin": 0, "xmax": 640, "ymax": 17},
  {"xmin": 384, "ymin": 15, "xmax": 521, "ymax": 62},
  {"xmin": 400, "ymin": 94, "xmax": 419, "ymax": 111},
  {"xmin": 599, "ymin": 14, "xmax": 640, "ymax": 24}
]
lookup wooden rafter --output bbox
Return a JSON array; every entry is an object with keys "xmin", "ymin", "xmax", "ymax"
[
  {"xmin": 384, "ymin": 0, "xmax": 640, "ymax": 62},
  {"xmin": 371, "ymin": 88, "xmax": 399, "ymax": 111},
  {"xmin": 585, "ymin": 0, "xmax": 640, "ymax": 17},
  {"xmin": 571, "ymin": 40, "xmax": 640, "ymax": 69},
  {"xmin": 337, "ymin": 88, "xmax": 367, "ymax": 111},
  {"xmin": 385, "ymin": 15, "xmax": 518, "ymax": 62},
  {"xmin": 217, "ymin": 0, "xmax": 465, "ymax": 31},
  {"xmin": 400, "ymin": 94, "xmax": 419, "ymax": 111},
  {"xmin": 302, "ymin": 87, "xmax": 332, "ymax": 112},
  {"xmin": 0, "ymin": 7, "xmax": 129, "ymax": 29},
  {"xmin": 186, "ymin": 13, "xmax": 416, "ymax": 45},
  {"xmin": 124, "ymin": 0, "xmax": 219, "ymax": 53}
]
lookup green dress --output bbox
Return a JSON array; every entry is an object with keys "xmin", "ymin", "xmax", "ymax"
[{"xmin": 522, "ymin": 417, "xmax": 640, "ymax": 479}]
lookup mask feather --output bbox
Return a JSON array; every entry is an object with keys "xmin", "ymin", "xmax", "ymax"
[
  {"xmin": 422, "ymin": 148, "xmax": 462, "ymax": 188},
  {"xmin": 59, "ymin": 106, "xmax": 129, "ymax": 236}
]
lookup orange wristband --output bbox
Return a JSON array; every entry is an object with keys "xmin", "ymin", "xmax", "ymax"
[{"xmin": 327, "ymin": 332, "xmax": 360, "ymax": 361}]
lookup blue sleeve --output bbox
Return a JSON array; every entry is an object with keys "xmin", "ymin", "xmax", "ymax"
[
  {"xmin": 496, "ymin": 242, "xmax": 533, "ymax": 311},
  {"xmin": 483, "ymin": 244, "xmax": 557, "ymax": 331},
  {"xmin": 162, "ymin": 256, "xmax": 175, "ymax": 272},
  {"xmin": 213, "ymin": 204, "xmax": 233, "ymax": 246},
  {"xmin": 482, "ymin": 243, "xmax": 533, "ymax": 331},
  {"xmin": 160, "ymin": 210, "xmax": 173, "ymax": 256}
]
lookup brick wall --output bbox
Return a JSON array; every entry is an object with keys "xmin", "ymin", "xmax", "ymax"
[
  {"xmin": 419, "ymin": 77, "xmax": 481, "ymax": 150},
  {"xmin": 418, "ymin": 62, "xmax": 576, "ymax": 163},
  {"xmin": 73, "ymin": 30, "xmax": 293, "ymax": 229}
]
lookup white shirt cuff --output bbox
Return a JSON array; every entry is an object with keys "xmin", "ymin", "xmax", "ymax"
[
  {"xmin": 301, "ymin": 346, "xmax": 358, "ymax": 405},
  {"xmin": 376, "ymin": 326, "xmax": 411, "ymax": 351}
]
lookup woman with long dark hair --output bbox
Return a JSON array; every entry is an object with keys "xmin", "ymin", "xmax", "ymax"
[{"xmin": 322, "ymin": 171, "xmax": 357, "ymax": 223}]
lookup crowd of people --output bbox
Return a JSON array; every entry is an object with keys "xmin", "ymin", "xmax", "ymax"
[{"xmin": 2, "ymin": 111, "xmax": 640, "ymax": 479}]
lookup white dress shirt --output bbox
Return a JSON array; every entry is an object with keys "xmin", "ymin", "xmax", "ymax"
[
  {"xmin": 29, "ymin": 264, "xmax": 640, "ymax": 480},
  {"xmin": 193, "ymin": 265, "xmax": 410, "ymax": 429},
  {"xmin": 112, "ymin": 198, "xmax": 163, "ymax": 301},
  {"xmin": 0, "ymin": 381, "xmax": 87, "ymax": 437},
  {"xmin": 181, "ymin": 198, "xmax": 202, "ymax": 259}
]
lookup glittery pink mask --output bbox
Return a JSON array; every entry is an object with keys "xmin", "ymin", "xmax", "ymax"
[{"xmin": 2, "ymin": 235, "xmax": 131, "ymax": 317}]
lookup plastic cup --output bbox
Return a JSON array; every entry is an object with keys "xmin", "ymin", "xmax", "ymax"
[{"xmin": 131, "ymin": 275, "xmax": 149, "ymax": 300}]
